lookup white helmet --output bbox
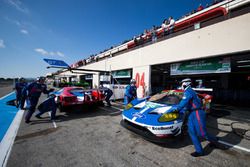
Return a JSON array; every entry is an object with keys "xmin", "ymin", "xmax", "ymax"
[
  {"xmin": 181, "ymin": 78, "xmax": 191, "ymax": 90},
  {"xmin": 130, "ymin": 79, "xmax": 136, "ymax": 84}
]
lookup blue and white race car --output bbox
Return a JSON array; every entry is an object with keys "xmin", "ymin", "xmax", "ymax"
[{"xmin": 121, "ymin": 90, "xmax": 212, "ymax": 143}]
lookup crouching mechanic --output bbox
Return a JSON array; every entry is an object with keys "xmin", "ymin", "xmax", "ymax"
[
  {"xmin": 101, "ymin": 85, "xmax": 113, "ymax": 107},
  {"xmin": 124, "ymin": 79, "xmax": 137, "ymax": 105},
  {"xmin": 35, "ymin": 94, "xmax": 57, "ymax": 120},
  {"xmin": 24, "ymin": 76, "xmax": 54, "ymax": 123},
  {"xmin": 169, "ymin": 78, "xmax": 218, "ymax": 157}
]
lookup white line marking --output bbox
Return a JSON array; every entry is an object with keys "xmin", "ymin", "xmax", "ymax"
[
  {"xmin": 0, "ymin": 109, "xmax": 24, "ymax": 167},
  {"xmin": 218, "ymin": 140, "xmax": 250, "ymax": 153},
  {"xmin": 111, "ymin": 106, "xmax": 123, "ymax": 111},
  {"xmin": 48, "ymin": 112, "xmax": 57, "ymax": 128},
  {"xmin": 0, "ymin": 92, "xmax": 15, "ymax": 100}
]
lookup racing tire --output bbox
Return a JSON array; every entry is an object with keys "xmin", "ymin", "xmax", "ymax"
[
  {"xmin": 97, "ymin": 101, "xmax": 104, "ymax": 106},
  {"xmin": 58, "ymin": 104, "xmax": 67, "ymax": 112}
]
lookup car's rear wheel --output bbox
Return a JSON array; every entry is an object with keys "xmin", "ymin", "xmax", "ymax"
[
  {"xmin": 58, "ymin": 103, "xmax": 67, "ymax": 112},
  {"xmin": 97, "ymin": 101, "xmax": 104, "ymax": 106}
]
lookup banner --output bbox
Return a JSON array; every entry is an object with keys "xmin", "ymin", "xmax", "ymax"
[
  {"xmin": 112, "ymin": 70, "xmax": 131, "ymax": 78},
  {"xmin": 171, "ymin": 57, "xmax": 231, "ymax": 75}
]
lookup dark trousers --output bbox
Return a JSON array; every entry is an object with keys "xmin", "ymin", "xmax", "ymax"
[
  {"xmin": 16, "ymin": 94, "xmax": 21, "ymax": 107},
  {"xmin": 188, "ymin": 110, "xmax": 218, "ymax": 153},
  {"xmin": 20, "ymin": 96, "xmax": 26, "ymax": 109},
  {"xmin": 25, "ymin": 97, "xmax": 39, "ymax": 121},
  {"xmin": 124, "ymin": 96, "xmax": 133, "ymax": 105},
  {"xmin": 36, "ymin": 97, "xmax": 57, "ymax": 120},
  {"xmin": 105, "ymin": 92, "xmax": 113, "ymax": 106}
]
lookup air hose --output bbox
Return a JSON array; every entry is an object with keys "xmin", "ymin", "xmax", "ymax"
[{"xmin": 231, "ymin": 122, "xmax": 250, "ymax": 140}]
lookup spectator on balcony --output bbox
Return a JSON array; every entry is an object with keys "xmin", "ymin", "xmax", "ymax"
[
  {"xmin": 94, "ymin": 56, "xmax": 99, "ymax": 62},
  {"xmin": 161, "ymin": 19, "xmax": 169, "ymax": 36},
  {"xmin": 197, "ymin": 4, "xmax": 204, "ymax": 11},
  {"xmin": 168, "ymin": 16, "xmax": 175, "ymax": 34},
  {"xmin": 144, "ymin": 29, "xmax": 151, "ymax": 42},
  {"xmin": 138, "ymin": 34, "xmax": 144, "ymax": 45},
  {"xmin": 83, "ymin": 59, "xmax": 86, "ymax": 65},
  {"xmin": 133, "ymin": 36, "xmax": 138, "ymax": 45},
  {"xmin": 151, "ymin": 25, "xmax": 157, "ymax": 43}
]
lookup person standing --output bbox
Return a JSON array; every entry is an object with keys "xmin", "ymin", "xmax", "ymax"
[
  {"xmin": 161, "ymin": 19, "xmax": 169, "ymax": 36},
  {"xmin": 24, "ymin": 76, "xmax": 53, "ymax": 123},
  {"xmin": 167, "ymin": 16, "xmax": 175, "ymax": 34},
  {"xmin": 124, "ymin": 79, "xmax": 137, "ymax": 105},
  {"xmin": 14, "ymin": 77, "xmax": 27, "ymax": 109},
  {"xmin": 151, "ymin": 25, "xmax": 157, "ymax": 43},
  {"xmin": 169, "ymin": 78, "xmax": 218, "ymax": 157}
]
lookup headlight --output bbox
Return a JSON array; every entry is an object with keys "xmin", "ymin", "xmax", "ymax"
[
  {"xmin": 158, "ymin": 113, "xmax": 179, "ymax": 122},
  {"xmin": 125, "ymin": 103, "xmax": 133, "ymax": 110}
]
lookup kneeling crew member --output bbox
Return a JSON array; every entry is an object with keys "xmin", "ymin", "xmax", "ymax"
[{"xmin": 35, "ymin": 94, "xmax": 57, "ymax": 120}]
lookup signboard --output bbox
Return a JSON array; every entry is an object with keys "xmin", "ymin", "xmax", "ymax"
[
  {"xmin": 112, "ymin": 70, "xmax": 131, "ymax": 78},
  {"xmin": 171, "ymin": 57, "xmax": 231, "ymax": 75},
  {"xmin": 43, "ymin": 58, "xmax": 69, "ymax": 67}
]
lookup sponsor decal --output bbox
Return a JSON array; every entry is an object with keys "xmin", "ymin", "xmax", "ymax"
[
  {"xmin": 152, "ymin": 126, "xmax": 173, "ymax": 130},
  {"xmin": 132, "ymin": 112, "xmax": 145, "ymax": 119}
]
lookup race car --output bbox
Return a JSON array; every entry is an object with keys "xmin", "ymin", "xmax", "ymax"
[
  {"xmin": 121, "ymin": 89, "xmax": 212, "ymax": 143},
  {"xmin": 52, "ymin": 87, "xmax": 105, "ymax": 112}
]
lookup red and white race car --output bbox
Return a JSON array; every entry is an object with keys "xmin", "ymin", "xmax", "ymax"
[{"xmin": 52, "ymin": 87, "xmax": 105, "ymax": 112}]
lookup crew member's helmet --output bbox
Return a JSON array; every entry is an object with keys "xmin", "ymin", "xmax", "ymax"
[
  {"xmin": 38, "ymin": 76, "xmax": 46, "ymax": 82},
  {"xmin": 130, "ymin": 79, "xmax": 136, "ymax": 84},
  {"xmin": 181, "ymin": 78, "xmax": 192, "ymax": 90},
  {"xmin": 19, "ymin": 77, "xmax": 25, "ymax": 82}
]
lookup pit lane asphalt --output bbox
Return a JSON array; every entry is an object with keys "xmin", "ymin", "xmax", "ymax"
[{"xmin": 6, "ymin": 95, "xmax": 250, "ymax": 167}]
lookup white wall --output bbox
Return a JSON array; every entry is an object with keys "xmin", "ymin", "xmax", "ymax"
[
  {"xmin": 132, "ymin": 65, "xmax": 151, "ymax": 98},
  {"xmin": 92, "ymin": 73, "xmax": 100, "ymax": 88}
]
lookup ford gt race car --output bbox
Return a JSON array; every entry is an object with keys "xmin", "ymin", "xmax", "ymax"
[
  {"xmin": 52, "ymin": 87, "xmax": 105, "ymax": 112},
  {"xmin": 121, "ymin": 90, "xmax": 212, "ymax": 143}
]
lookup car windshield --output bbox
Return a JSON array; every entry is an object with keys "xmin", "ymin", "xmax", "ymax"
[
  {"xmin": 149, "ymin": 93, "xmax": 180, "ymax": 105},
  {"xmin": 56, "ymin": 88, "xmax": 64, "ymax": 94},
  {"xmin": 70, "ymin": 88, "xmax": 84, "ymax": 94}
]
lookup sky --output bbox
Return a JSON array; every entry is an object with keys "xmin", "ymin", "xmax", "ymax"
[{"xmin": 0, "ymin": 0, "xmax": 213, "ymax": 78}]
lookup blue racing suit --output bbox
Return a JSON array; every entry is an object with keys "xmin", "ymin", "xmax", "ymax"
[
  {"xmin": 36, "ymin": 95, "xmax": 57, "ymax": 120},
  {"xmin": 24, "ymin": 82, "xmax": 51, "ymax": 122},
  {"xmin": 15, "ymin": 82, "xmax": 27, "ymax": 108},
  {"xmin": 172, "ymin": 86, "xmax": 217, "ymax": 154},
  {"xmin": 124, "ymin": 85, "xmax": 137, "ymax": 105}
]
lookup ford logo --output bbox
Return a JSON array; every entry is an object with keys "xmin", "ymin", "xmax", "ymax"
[{"xmin": 132, "ymin": 112, "xmax": 145, "ymax": 119}]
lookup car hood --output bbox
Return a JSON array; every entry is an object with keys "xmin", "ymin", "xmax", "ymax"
[{"xmin": 122, "ymin": 100, "xmax": 183, "ymax": 126}]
